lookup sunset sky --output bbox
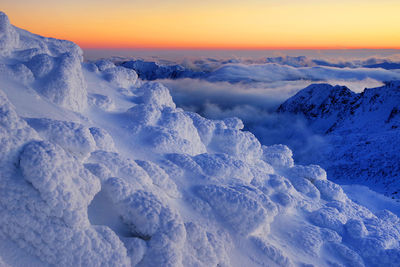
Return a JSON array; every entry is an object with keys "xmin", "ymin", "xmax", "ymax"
[{"xmin": 2, "ymin": 0, "xmax": 400, "ymax": 49}]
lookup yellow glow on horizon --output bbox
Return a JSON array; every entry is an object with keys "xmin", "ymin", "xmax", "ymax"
[{"xmin": 2, "ymin": 1, "xmax": 400, "ymax": 49}]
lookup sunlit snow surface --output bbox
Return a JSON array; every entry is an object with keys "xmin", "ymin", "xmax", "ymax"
[{"xmin": 1, "ymin": 11, "xmax": 400, "ymax": 267}]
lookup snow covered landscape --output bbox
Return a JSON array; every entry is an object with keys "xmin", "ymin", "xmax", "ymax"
[{"xmin": 2, "ymin": 10, "xmax": 400, "ymax": 267}]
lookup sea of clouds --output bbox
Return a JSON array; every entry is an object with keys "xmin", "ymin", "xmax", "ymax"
[
  {"xmin": 149, "ymin": 55, "xmax": 400, "ymax": 162},
  {"xmin": 87, "ymin": 51, "xmax": 400, "ymax": 162}
]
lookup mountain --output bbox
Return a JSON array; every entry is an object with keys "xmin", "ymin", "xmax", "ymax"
[
  {"xmin": 113, "ymin": 57, "xmax": 400, "ymax": 84},
  {"xmin": 117, "ymin": 57, "xmax": 400, "ymax": 83},
  {"xmin": 1, "ymin": 11, "xmax": 400, "ymax": 267},
  {"xmin": 364, "ymin": 62, "xmax": 400, "ymax": 70},
  {"xmin": 119, "ymin": 60, "xmax": 201, "ymax": 80},
  {"xmin": 278, "ymin": 81, "xmax": 400, "ymax": 198},
  {"xmin": 264, "ymin": 56, "xmax": 400, "ymax": 70}
]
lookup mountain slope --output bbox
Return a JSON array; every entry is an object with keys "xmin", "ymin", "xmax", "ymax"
[{"xmin": 278, "ymin": 81, "xmax": 400, "ymax": 197}]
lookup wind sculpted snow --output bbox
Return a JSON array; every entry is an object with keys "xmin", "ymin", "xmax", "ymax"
[{"xmin": 1, "ymin": 11, "xmax": 400, "ymax": 267}]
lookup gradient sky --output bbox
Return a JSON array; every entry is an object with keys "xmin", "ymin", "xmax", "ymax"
[{"xmin": 2, "ymin": 0, "xmax": 400, "ymax": 49}]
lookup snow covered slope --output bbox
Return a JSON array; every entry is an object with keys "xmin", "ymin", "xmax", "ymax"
[
  {"xmin": 1, "ymin": 11, "xmax": 400, "ymax": 267},
  {"xmin": 278, "ymin": 82, "xmax": 400, "ymax": 198}
]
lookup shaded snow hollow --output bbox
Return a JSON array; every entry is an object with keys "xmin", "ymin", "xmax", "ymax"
[{"xmin": 1, "ymin": 11, "xmax": 400, "ymax": 267}]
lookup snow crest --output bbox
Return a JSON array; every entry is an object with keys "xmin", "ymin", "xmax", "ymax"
[{"xmin": 0, "ymin": 11, "xmax": 87, "ymax": 112}]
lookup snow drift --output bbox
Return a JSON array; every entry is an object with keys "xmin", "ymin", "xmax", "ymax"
[{"xmin": 1, "ymin": 11, "xmax": 400, "ymax": 267}]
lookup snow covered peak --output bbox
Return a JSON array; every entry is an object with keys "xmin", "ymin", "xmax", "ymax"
[
  {"xmin": 278, "ymin": 84, "xmax": 355, "ymax": 118},
  {"xmin": 348, "ymin": 81, "xmax": 400, "ymax": 131},
  {"xmin": 279, "ymin": 81, "xmax": 400, "ymax": 198},
  {"xmin": 278, "ymin": 83, "xmax": 356, "ymax": 133},
  {"xmin": 279, "ymin": 81, "xmax": 400, "ymax": 133}
]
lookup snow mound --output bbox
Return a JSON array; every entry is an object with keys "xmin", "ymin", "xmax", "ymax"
[
  {"xmin": 28, "ymin": 52, "xmax": 87, "ymax": 111},
  {"xmin": 262, "ymin": 144, "xmax": 294, "ymax": 169},
  {"xmin": 26, "ymin": 118, "xmax": 97, "ymax": 158},
  {"xmin": 195, "ymin": 184, "xmax": 270, "ymax": 235},
  {"xmin": 95, "ymin": 59, "xmax": 116, "ymax": 71},
  {"xmin": 19, "ymin": 140, "xmax": 99, "ymax": 227},
  {"xmin": 103, "ymin": 66, "xmax": 138, "ymax": 89},
  {"xmin": 0, "ymin": 90, "xmax": 38, "ymax": 165},
  {"xmin": 0, "ymin": 92, "xmax": 130, "ymax": 266},
  {"xmin": 137, "ymin": 82, "xmax": 176, "ymax": 108},
  {"xmin": 0, "ymin": 12, "xmax": 87, "ymax": 112},
  {"xmin": 119, "ymin": 82, "xmax": 207, "ymax": 156},
  {"xmin": 88, "ymin": 93, "xmax": 115, "ymax": 110},
  {"xmin": 0, "ymin": 62, "xmax": 34, "ymax": 84},
  {"xmin": 103, "ymin": 177, "xmax": 186, "ymax": 266}
]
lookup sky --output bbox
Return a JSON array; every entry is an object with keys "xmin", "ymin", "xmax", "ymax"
[{"xmin": 2, "ymin": 0, "xmax": 400, "ymax": 49}]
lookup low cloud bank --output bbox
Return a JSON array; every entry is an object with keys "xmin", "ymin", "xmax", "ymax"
[{"xmin": 157, "ymin": 64, "xmax": 393, "ymax": 163}]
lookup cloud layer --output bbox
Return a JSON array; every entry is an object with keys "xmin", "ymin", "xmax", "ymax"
[{"xmin": 153, "ymin": 57, "xmax": 400, "ymax": 162}]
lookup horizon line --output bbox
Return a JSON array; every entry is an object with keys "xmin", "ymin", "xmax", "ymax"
[{"xmin": 80, "ymin": 45, "xmax": 400, "ymax": 51}]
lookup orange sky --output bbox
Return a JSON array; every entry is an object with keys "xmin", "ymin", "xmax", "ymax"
[{"xmin": 2, "ymin": 0, "xmax": 400, "ymax": 49}]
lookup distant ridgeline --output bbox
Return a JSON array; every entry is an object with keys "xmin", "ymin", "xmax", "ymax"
[
  {"xmin": 118, "ymin": 60, "xmax": 202, "ymax": 80},
  {"xmin": 279, "ymin": 81, "xmax": 400, "ymax": 198},
  {"xmin": 115, "ymin": 56, "xmax": 400, "ymax": 82}
]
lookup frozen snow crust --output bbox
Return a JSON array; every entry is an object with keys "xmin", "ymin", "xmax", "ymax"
[{"xmin": 1, "ymin": 12, "xmax": 400, "ymax": 267}]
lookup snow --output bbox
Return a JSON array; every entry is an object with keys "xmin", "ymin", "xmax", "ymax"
[
  {"xmin": 102, "ymin": 66, "xmax": 139, "ymax": 89},
  {"xmin": 0, "ymin": 11, "xmax": 87, "ymax": 112},
  {"xmin": 342, "ymin": 185, "xmax": 400, "ymax": 217},
  {"xmin": 0, "ymin": 12, "xmax": 19, "ymax": 56},
  {"xmin": 26, "ymin": 118, "xmax": 98, "ymax": 158},
  {"xmin": 1, "ymin": 11, "xmax": 400, "ymax": 267}
]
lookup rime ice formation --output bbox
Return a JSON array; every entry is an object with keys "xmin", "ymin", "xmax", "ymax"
[
  {"xmin": 279, "ymin": 82, "xmax": 400, "ymax": 198},
  {"xmin": 1, "ymin": 11, "xmax": 400, "ymax": 267},
  {"xmin": 0, "ymin": 11, "xmax": 86, "ymax": 111}
]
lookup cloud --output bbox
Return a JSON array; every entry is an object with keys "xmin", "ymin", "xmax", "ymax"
[
  {"xmin": 160, "ymin": 76, "xmax": 385, "ymax": 119},
  {"xmin": 247, "ymin": 112, "xmax": 328, "ymax": 164},
  {"xmin": 324, "ymin": 78, "xmax": 383, "ymax": 93},
  {"xmin": 155, "ymin": 62, "xmax": 395, "ymax": 164},
  {"xmin": 205, "ymin": 63, "xmax": 400, "ymax": 84},
  {"xmin": 159, "ymin": 78, "xmax": 309, "ymax": 113},
  {"xmin": 157, "ymin": 77, "xmax": 332, "ymax": 163}
]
